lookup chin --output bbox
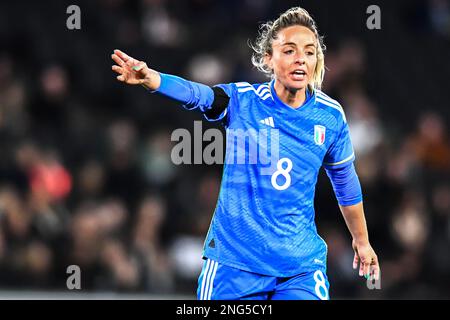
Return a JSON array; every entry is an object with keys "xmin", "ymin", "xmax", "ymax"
[
  {"xmin": 287, "ymin": 81, "xmax": 307, "ymax": 91},
  {"xmin": 276, "ymin": 77, "xmax": 309, "ymax": 92}
]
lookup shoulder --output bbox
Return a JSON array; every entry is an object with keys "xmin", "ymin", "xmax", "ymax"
[
  {"xmin": 314, "ymin": 90, "xmax": 347, "ymax": 124},
  {"xmin": 224, "ymin": 82, "xmax": 273, "ymax": 102}
]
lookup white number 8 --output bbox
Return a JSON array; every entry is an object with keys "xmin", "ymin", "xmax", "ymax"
[
  {"xmin": 271, "ymin": 158, "xmax": 293, "ymax": 190},
  {"xmin": 313, "ymin": 270, "xmax": 329, "ymax": 300}
]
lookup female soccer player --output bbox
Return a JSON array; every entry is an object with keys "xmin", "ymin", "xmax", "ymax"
[{"xmin": 111, "ymin": 7, "xmax": 380, "ymax": 300}]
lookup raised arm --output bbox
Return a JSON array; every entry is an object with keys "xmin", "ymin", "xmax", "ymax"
[{"xmin": 111, "ymin": 49, "xmax": 229, "ymax": 120}]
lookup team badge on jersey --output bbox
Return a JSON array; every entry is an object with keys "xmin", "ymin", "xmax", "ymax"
[{"xmin": 314, "ymin": 125, "xmax": 326, "ymax": 145}]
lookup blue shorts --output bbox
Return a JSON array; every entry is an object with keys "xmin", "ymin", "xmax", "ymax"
[{"xmin": 197, "ymin": 258, "xmax": 330, "ymax": 300}]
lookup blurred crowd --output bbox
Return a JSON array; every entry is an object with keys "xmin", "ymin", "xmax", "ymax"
[{"xmin": 0, "ymin": 0, "xmax": 449, "ymax": 298}]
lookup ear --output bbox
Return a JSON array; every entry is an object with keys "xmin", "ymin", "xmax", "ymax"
[{"xmin": 264, "ymin": 53, "xmax": 273, "ymax": 71}]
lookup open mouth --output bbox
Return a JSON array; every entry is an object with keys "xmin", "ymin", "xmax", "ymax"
[
  {"xmin": 291, "ymin": 70, "xmax": 307, "ymax": 80},
  {"xmin": 292, "ymin": 70, "xmax": 306, "ymax": 76}
]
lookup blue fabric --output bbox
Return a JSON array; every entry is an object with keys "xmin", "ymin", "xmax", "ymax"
[
  {"xmin": 155, "ymin": 73, "xmax": 215, "ymax": 113},
  {"xmin": 197, "ymin": 258, "xmax": 329, "ymax": 300},
  {"xmin": 153, "ymin": 74, "xmax": 359, "ymax": 278},
  {"xmin": 202, "ymin": 80, "xmax": 356, "ymax": 277},
  {"xmin": 325, "ymin": 163, "xmax": 363, "ymax": 206}
]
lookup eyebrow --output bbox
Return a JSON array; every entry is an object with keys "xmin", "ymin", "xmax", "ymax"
[{"xmin": 281, "ymin": 42, "xmax": 316, "ymax": 49}]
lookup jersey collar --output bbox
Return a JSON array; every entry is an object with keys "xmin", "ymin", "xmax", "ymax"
[{"xmin": 269, "ymin": 79, "xmax": 316, "ymax": 113}]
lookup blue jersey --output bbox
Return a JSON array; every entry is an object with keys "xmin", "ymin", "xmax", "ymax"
[{"xmin": 202, "ymin": 80, "xmax": 355, "ymax": 277}]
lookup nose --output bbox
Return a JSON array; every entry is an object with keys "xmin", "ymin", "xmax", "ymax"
[{"xmin": 295, "ymin": 53, "xmax": 306, "ymax": 65}]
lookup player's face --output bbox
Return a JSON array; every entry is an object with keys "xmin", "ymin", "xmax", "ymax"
[{"xmin": 266, "ymin": 25, "xmax": 318, "ymax": 91}]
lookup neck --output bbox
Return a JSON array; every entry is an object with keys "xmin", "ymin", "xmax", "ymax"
[{"xmin": 273, "ymin": 80, "xmax": 307, "ymax": 109}]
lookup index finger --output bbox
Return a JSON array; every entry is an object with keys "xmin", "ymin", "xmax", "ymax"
[
  {"xmin": 114, "ymin": 49, "xmax": 131, "ymax": 62},
  {"xmin": 111, "ymin": 54, "xmax": 125, "ymax": 67}
]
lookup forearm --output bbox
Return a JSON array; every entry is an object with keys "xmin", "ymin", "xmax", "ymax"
[
  {"xmin": 152, "ymin": 73, "xmax": 215, "ymax": 111},
  {"xmin": 339, "ymin": 202, "xmax": 369, "ymax": 244},
  {"xmin": 325, "ymin": 163, "xmax": 369, "ymax": 243},
  {"xmin": 111, "ymin": 50, "xmax": 227, "ymax": 117},
  {"xmin": 342, "ymin": 202, "xmax": 379, "ymax": 280}
]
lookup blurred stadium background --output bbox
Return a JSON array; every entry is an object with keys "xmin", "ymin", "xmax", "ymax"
[{"xmin": 0, "ymin": 0, "xmax": 449, "ymax": 299}]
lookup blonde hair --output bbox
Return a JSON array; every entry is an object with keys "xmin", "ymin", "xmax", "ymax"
[{"xmin": 250, "ymin": 7, "xmax": 326, "ymax": 90}]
